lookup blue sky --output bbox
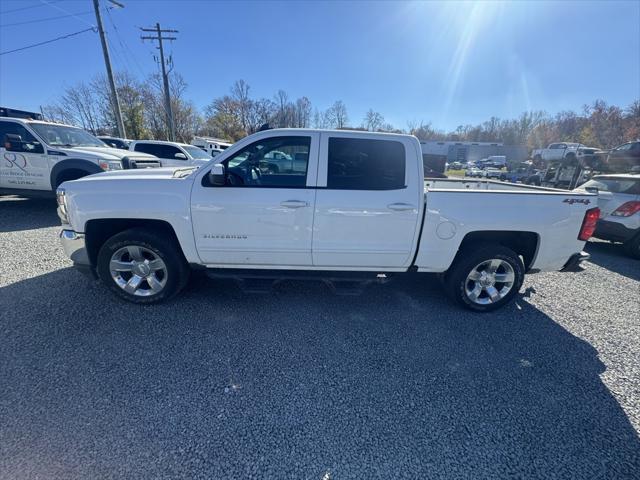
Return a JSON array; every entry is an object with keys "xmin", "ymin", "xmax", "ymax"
[{"xmin": 0, "ymin": 0, "xmax": 638, "ymax": 131}]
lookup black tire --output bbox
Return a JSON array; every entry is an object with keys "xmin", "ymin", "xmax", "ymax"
[
  {"xmin": 443, "ymin": 243, "xmax": 525, "ymax": 312},
  {"xmin": 623, "ymin": 233, "xmax": 640, "ymax": 260},
  {"xmin": 96, "ymin": 228, "xmax": 190, "ymax": 304},
  {"xmin": 54, "ymin": 169, "xmax": 92, "ymax": 189}
]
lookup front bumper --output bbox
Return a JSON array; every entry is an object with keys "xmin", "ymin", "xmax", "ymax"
[
  {"xmin": 560, "ymin": 251, "xmax": 591, "ymax": 272},
  {"xmin": 593, "ymin": 219, "xmax": 638, "ymax": 243},
  {"xmin": 60, "ymin": 229, "xmax": 95, "ymax": 277}
]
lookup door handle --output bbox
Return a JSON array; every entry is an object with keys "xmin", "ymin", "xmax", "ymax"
[
  {"xmin": 387, "ymin": 202, "xmax": 416, "ymax": 211},
  {"xmin": 280, "ymin": 200, "xmax": 309, "ymax": 208}
]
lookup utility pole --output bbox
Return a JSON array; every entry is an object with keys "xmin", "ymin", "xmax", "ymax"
[
  {"xmin": 93, "ymin": 0, "xmax": 126, "ymax": 138},
  {"xmin": 141, "ymin": 23, "xmax": 178, "ymax": 141}
]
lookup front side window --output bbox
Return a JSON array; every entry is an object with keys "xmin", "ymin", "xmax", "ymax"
[
  {"xmin": 221, "ymin": 136, "xmax": 310, "ymax": 188},
  {"xmin": 0, "ymin": 121, "xmax": 44, "ymax": 153},
  {"xmin": 327, "ymin": 137, "xmax": 406, "ymax": 190}
]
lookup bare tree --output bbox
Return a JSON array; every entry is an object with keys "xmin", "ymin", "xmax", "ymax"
[
  {"xmin": 326, "ymin": 100, "xmax": 349, "ymax": 129},
  {"xmin": 294, "ymin": 97, "xmax": 312, "ymax": 128},
  {"xmin": 363, "ymin": 109, "xmax": 384, "ymax": 131}
]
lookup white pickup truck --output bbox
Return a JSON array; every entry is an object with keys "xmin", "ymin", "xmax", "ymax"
[
  {"xmin": 532, "ymin": 142, "xmax": 598, "ymax": 163},
  {"xmin": 0, "ymin": 117, "xmax": 160, "ymax": 195},
  {"xmin": 57, "ymin": 129, "xmax": 599, "ymax": 312}
]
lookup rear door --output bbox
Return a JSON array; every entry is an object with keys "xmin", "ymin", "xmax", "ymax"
[
  {"xmin": 191, "ymin": 132, "xmax": 319, "ymax": 266},
  {"xmin": 312, "ymin": 133, "xmax": 423, "ymax": 269}
]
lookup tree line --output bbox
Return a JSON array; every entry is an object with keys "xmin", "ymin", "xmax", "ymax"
[{"xmin": 41, "ymin": 72, "xmax": 639, "ymax": 150}]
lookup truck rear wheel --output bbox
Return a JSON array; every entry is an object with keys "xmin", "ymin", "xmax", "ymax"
[
  {"xmin": 444, "ymin": 244, "xmax": 524, "ymax": 312},
  {"xmin": 96, "ymin": 228, "xmax": 189, "ymax": 304}
]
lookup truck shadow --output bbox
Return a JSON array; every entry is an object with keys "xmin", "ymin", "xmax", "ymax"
[
  {"xmin": 585, "ymin": 240, "xmax": 640, "ymax": 281},
  {"xmin": 0, "ymin": 196, "xmax": 59, "ymax": 233},
  {"xmin": 1, "ymin": 269, "xmax": 638, "ymax": 479}
]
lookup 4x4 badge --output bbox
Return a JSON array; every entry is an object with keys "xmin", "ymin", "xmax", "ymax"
[{"xmin": 563, "ymin": 198, "xmax": 591, "ymax": 205}]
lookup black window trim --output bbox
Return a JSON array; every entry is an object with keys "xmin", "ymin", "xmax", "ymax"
[
  {"xmin": 202, "ymin": 135, "xmax": 312, "ymax": 189},
  {"xmin": 325, "ymin": 136, "xmax": 408, "ymax": 191}
]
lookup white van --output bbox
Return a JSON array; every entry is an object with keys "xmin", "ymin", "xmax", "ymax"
[{"xmin": 191, "ymin": 136, "xmax": 232, "ymax": 157}]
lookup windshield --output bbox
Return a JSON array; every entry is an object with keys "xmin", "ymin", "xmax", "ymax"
[
  {"xmin": 29, "ymin": 123, "xmax": 106, "ymax": 147},
  {"xmin": 182, "ymin": 145, "xmax": 213, "ymax": 160}
]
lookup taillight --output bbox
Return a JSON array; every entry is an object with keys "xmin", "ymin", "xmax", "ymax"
[
  {"xmin": 578, "ymin": 207, "xmax": 600, "ymax": 241},
  {"xmin": 611, "ymin": 201, "xmax": 640, "ymax": 217}
]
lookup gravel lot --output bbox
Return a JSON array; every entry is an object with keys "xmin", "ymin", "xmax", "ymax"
[{"xmin": 1, "ymin": 196, "xmax": 639, "ymax": 480}]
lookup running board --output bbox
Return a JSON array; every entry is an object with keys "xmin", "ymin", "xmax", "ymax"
[{"xmin": 205, "ymin": 269, "xmax": 392, "ymax": 296}]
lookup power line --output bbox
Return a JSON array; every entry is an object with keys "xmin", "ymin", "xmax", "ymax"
[
  {"xmin": 141, "ymin": 23, "xmax": 179, "ymax": 141},
  {"xmin": 0, "ymin": 0, "xmax": 64, "ymax": 14},
  {"xmin": 104, "ymin": 5, "xmax": 146, "ymax": 76},
  {"xmin": 40, "ymin": 0, "xmax": 96, "ymax": 28},
  {"xmin": 0, "ymin": 10, "xmax": 93, "ymax": 28},
  {"xmin": 0, "ymin": 27, "xmax": 96, "ymax": 56}
]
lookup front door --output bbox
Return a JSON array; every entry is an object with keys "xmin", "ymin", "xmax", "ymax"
[
  {"xmin": 191, "ymin": 132, "xmax": 319, "ymax": 266},
  {"xmin": 312, "ymin": 133, "xmax": 423, "ymax": 269},
  {"xmin": 0, "ymin": 120, "xmax": 49, "ymax": 190}
]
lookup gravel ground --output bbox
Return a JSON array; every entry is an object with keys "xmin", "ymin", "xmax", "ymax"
[{"xmin": 1, "ymin": 196, "xmax": 639, "ymax": 480}]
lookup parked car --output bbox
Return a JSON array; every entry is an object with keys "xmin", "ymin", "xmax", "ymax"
[
  {"xmin": 98, "ymin": 136, "xmax": 131, "ymax": 150},
  {"xmin": 482, "ymin": 167, "xmax": 504, "ymax": 179},
  {"xmin": 129, "ymin": 140, "xmax": 213, "ymax": 167},
  {"xmin": 449, "ymin": 161, "xmax": 462, "ymax": 170},
  {"xmin": 465, "ymin": 167, "xmax": 483, "ymax": 178},
  {"xmin": 0, "ymin": 117, "xmax": 159, "ymax": 195},
  {"xmin": 501, "ymin": 164, "xmax": 540, "ymax": 184},
  {"xmin": 576, "ymin": 174, "xmax": 640, "ymax": 258},
  {"xmin": 600, "ymin": 141, "xmax": 640, "ymax": 173},
  {"xmin": 57, "ymin": 128, "xmax": 597, "ymax": 312},
  {"xmin": 478, "ymin": 155, "xmax": 506, "ymax": 169}
]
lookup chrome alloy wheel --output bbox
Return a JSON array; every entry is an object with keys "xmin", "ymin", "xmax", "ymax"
[
  {"xmin": 109, "ymin": 245, "xmax": 168, "ymax": 297},
  {"xmin": 464, "ymin": 258, "xmax": 515, "ymax": 305}
]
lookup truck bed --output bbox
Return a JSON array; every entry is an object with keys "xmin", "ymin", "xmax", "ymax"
[{"xmin": 416, "ymin": 177, "xmax": 596, "ymax": 273}]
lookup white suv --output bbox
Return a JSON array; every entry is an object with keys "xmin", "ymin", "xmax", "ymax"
[
  {"xmin": 577, "ymin": 174, "xmax": 640, "ymax": 258},
  {"xmin": 129, "ymin": 140, "xmax": 212, "ymax": 167}
]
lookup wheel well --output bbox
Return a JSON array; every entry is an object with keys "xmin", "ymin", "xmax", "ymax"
[
  {"xmin": 84, "ymin": 218, "xmax": 183, "ymax": 266},
  {"xmin": 55, "ymin": 168, "xmax": 92, "ymax": 188},
  {"xmin": 457, "ymin": 231, "xmax": 539, "ymax": 270}
]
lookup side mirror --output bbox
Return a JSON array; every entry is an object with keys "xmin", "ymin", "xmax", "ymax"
[
  {"xmin": 209, "ymin": 164, "xmax": 226, "ymax": 186},
  {"xmin": 4, "ymin": 133, "xmax": 23, "ymax": 151},
  {"xmin": 174, "ymin": 152, "xmax": 187, "ymax": 160}
]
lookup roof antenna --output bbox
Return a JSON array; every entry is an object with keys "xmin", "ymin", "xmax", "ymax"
[{"xmin": 258, "ymin": 123, "xmax": 271, "ymax": 132}]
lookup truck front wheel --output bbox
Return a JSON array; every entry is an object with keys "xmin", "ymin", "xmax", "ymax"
[
  {"xmin": 96, "ymin": 228, "xmax": 189, "ymax": 304},
  {"xmin": 444, "ymin": 244, "xmax": 524, "ymax": 312}
]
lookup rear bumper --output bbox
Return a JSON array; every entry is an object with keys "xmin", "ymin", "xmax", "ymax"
[
  {"xmin": 593, "ymin": 219, "xmax": 638, "ymax": 243},
  {"xmin": 60, "ymin": 229, "xmax": 96, "ymax": 278},
  {"xmin": 560, "ymin": 251, "xmax": 591, "ymax": 272}
]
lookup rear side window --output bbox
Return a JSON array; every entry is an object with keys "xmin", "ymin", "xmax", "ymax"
[
  {"xmin": 327, "ymin": 137, "xmax": 406, "ymax": 190},
  {"xmin": 582, "ymin": 178, "xmax": 640, "ymax": 195},
  {"xmin": 134, "ymin": 143, "xmax": 182, "ymax": 159}
]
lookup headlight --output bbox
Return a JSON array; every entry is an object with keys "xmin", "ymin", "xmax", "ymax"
[
  {"xmin": 56, "ymin": 187, "xmax": 69, "ymax": 224},
  {"xmin": 99, "ymin": 160, "xmax": 123, "ymax": 171}
]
